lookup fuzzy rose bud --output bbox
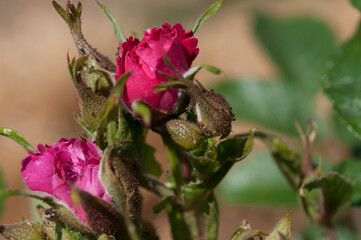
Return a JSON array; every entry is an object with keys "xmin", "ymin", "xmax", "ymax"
[
  {"xmin": 166, "ymin": 119, "xmax": 203, "ymax": 150},
  {"xmin": 21, "ymin": 138, "xmax": 111, "ymax": 224},
  {"xmin": 188, "ymin": 84, "xmax": 234, "ymax": 138},
  {"xmin": 116, "ymin": 23, "xmax": 199, "ymax": 113}
]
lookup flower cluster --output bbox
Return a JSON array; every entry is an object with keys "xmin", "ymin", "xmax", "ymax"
[
  {"xmin": 21, "ymin": 138, "xmax": 110, "ymax": 223},
  {"xmin": 116, "ymin": 23, "xmax": 199, "ymax": 113},
  {"xmin": 0, "ymin": 1, "xmax": 240, "ymax": 239}
]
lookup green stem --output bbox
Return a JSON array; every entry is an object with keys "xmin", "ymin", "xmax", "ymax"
[
  {"xmin": 167, "ymin": 204, "xmax": 192, "ymax": 240},
  {"xmin": 162, "ymin": 135, "xmax": 185, "ymax": 193}
]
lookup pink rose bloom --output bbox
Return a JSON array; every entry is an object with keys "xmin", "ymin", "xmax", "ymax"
[
  {"xmin": 21, "ymin": 138, "xmax": 111, "ymax": 224},
  {"xmin": 116, "ymin": 23, "xmax": 199, "ymax": 113}
]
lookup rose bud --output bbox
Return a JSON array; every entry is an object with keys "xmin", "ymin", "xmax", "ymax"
[
  {"xmin": 21, "ymin": 138, "xmax": 111, "ymax": 225},
  {"xmin": 53, "ymin": 1, "xmax": 115, "ymax": 97},
  {"xmin": 116, "ymin": 23, "xmax": 199, "ymax": 115},
  {"xmin": 188, "ymin": 84, "xmax": 234, "ymax": 138},
  {"xmin": 166, "ymin": 119, "xmax": 204, "ymax": 150}
]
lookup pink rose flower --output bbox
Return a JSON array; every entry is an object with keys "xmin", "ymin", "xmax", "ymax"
[
  {"xmin": 116, "ymin": 23, "xmax": 199, "ymax": 113},
  {"xmin": 21, "ymin": 138, "xmax": 111, "ymax": 224}
]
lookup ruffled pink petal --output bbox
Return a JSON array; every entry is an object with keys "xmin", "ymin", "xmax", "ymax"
[
  {"xmin": 159, "ymin": 89, "xmax": 179, "ymax": 112},
  {"xmin": 51, "ymin": 175, "xmax": 87, "ymax": 223},
  {"xmin": 21, "ymin": 150, "xmax": 55, "ymax": 194},
  {"xmin": 116, "ymin": 37, "xmax": 140, "ymax": 78},
  {"xmin": 122, "ymin": 56, "xmax": 162, "ymax": 109}
]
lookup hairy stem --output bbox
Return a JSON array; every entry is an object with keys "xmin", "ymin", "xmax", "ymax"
[{"xmin": 162, "ymin": 135, "xmax": 185, "ymax": 193}]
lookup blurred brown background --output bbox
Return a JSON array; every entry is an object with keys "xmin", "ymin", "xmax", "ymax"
[{"xmin": 0, "ymin": 0, "xmax": 359, "ymax": 239}]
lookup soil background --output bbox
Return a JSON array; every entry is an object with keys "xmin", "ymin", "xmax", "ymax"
[{"xmin": 0, "ymin": 0, "xmax": 360, "ymax": 239}]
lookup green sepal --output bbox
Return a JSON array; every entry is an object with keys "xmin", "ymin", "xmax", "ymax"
[
  {"xmin": 230, "ymin": 221, "xmax": 267, "ymax": 240},
  {"xmin": 98, "ymin": 148, "xmax": 142, "ymax": 225},
  {"xmin": 88, "ymin": 68, "xmax": 115, "ymax": 90},
  {"xmin": 131, "ymin": 100, "xmax": 152, "ymax": 127},
  {"xmin": 0, "ymin": 222, "xmax": 45, "ymax": 240},
  {"xmin": 192, "ymin": 0, "xmax": 224, "ymax": 34},
  {"xmin": 184, "ymin": 64, "xmax": 223, "ymax": 80},
  {"xmin": 0, "ymin": 189, "xmax": 94, "ymax": 236},
  {"xmin": 68, "ymin": 54, "xmax": 107, "ymax": 131},
  {"xmin": 0, "ymin": 128, "xmax": 36, "ymax": 152},
  {"xmin": 71, "ymin": 188, "xmax": 127, "ymax": 237},
  {"xmin": 266, "ymin": 213, "xmax": 292, "ymax": 240},
  {"xmin": 54, "ymin": 1, "xmax": 116, "ymax": 72},
  {"xmin": 153, "ymin": 80, "xmax": 187, "ymax": 93},
  {"xmin": 75, "ymin": 117, "xmax": 93, "ymax": 139},
  {"xmin": 95, "ymin": 1, "xmax": 126, "ymax": 44},
  {"xmin": 52, "ymin": 1, "xmax": 68, "ymax": 23},
  {"xmin": 96, "ymin": 72, "xmax": 130, "ymax": 149}
]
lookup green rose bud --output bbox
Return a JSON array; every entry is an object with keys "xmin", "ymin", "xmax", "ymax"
[
  {"xmin": 188, "ymin": 84, "xmax": 234, "ymax": 138},
  {"xmin": 166, "ymin": 119, "xmax": 204, "ymax": 150}
]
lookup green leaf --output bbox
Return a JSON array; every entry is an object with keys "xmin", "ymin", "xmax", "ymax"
[
  {"xmin": 255, "ymin": 14, "xmax": 335, "ymax": 94},
  {"xmin": 300, "ymin": 172, "xmax": 353, "ymax": 219},
  {"xmin": 95, "ymin": 1, "xmax": 126, "ymax": 44},
  {"xmin": 125, "ymin": 115, "xmax": 162, "ymax": 178},
  {"xmin": 350, "ymin": 0, "xmax": 361, "ymax": 12},
  {"xmin": 0, "ymin": 222, "xmax": 44, "ymax": 240},
  {"xmin": 141, "ymin": 143, "xmax": 162, "ymax": 177},
  {"xmin": 192, "ymin": 0, "xmax": 224, "ymax": 34},
  {"xmin": 218, "ymin": 152, "xmax": 297, "ymax": 206},
  {"xmin": 187, "ymin": 155, "xmax": 220, "ymax": 177},
  {"xmin": 182, "ymin": 129, "xmax": 255, "ymax": 202},
  {"xmin": 213, "ymin": 15, "xmax": 335, "ymax": 136},
  {"xmin": 255, "ymin": 131, "xmax": 302, "ymax": 189},
  {"xmin": 266, "ymin": 213, "xmax": 292, "ymax": 240},
  {"xmin": 216, "ymin": 132, "xmax": 256, "ymax": 162},
  {"xmin": 324, "ymin": 23, "xmax": 361, "ymax": 139},
  {"xmin": 300, "ymin": 225, "xmax": 360, "ymax": 240},
  {"xmin": 332, "ymin": 159, "xmax": 361, "ymax": 206},
  {"xmin": 212, "ymin": 80, "xmax": 322, "ymax": 136},
  {"xmin": 0, "ymin": 128, "xmax": 36, "ymax": 152}
]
